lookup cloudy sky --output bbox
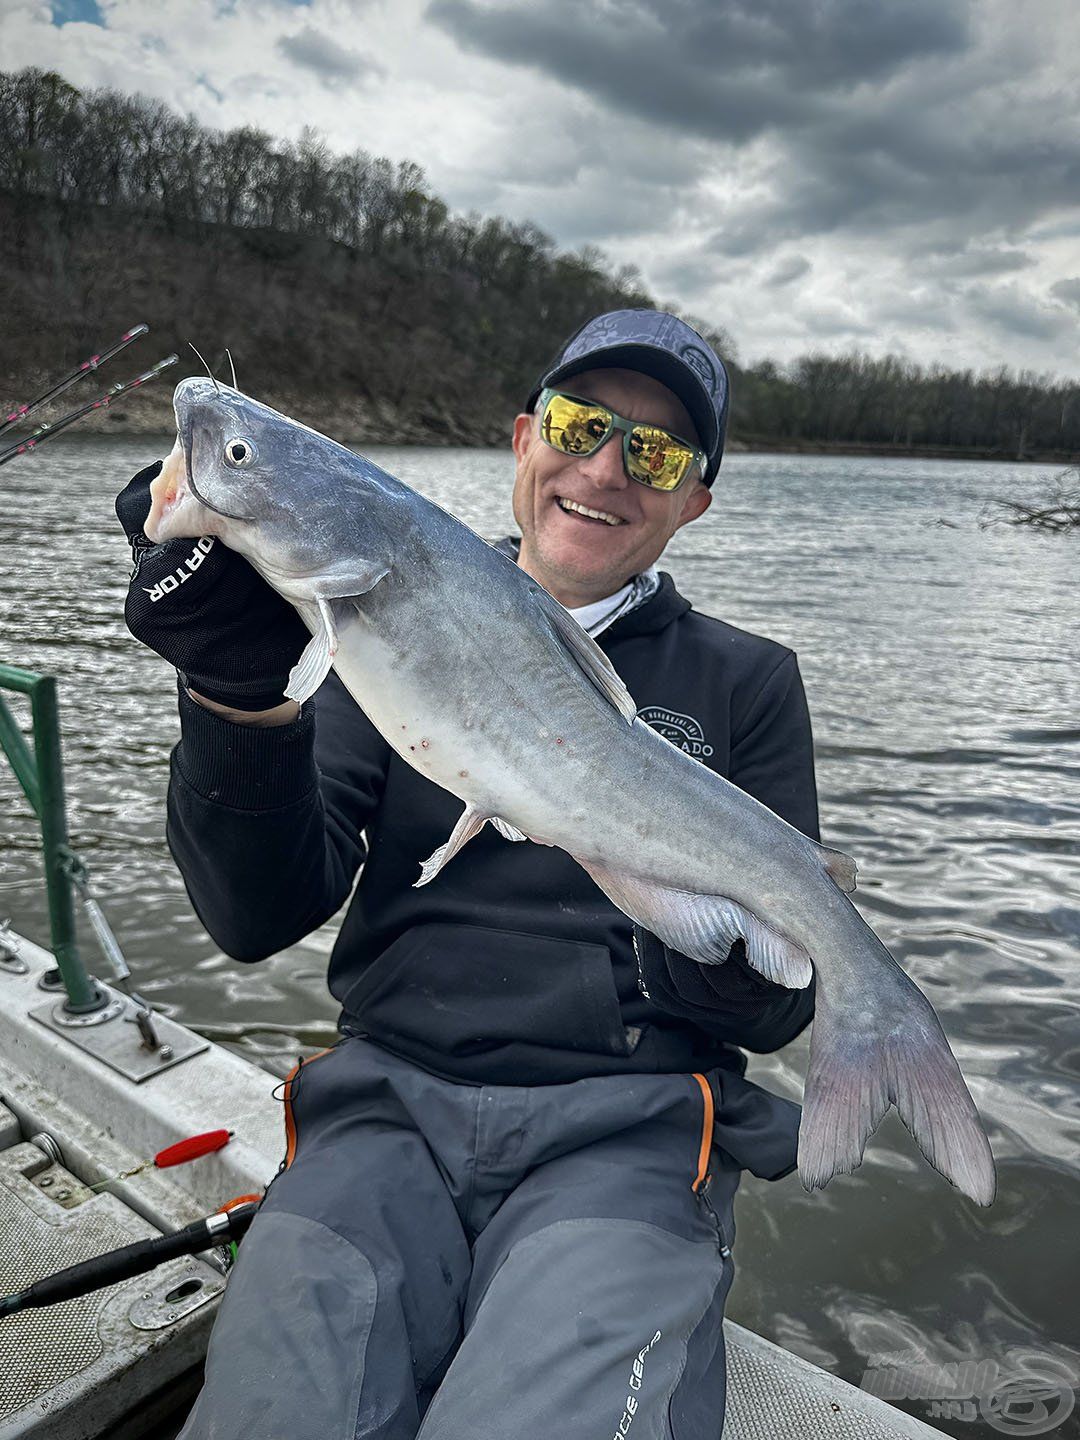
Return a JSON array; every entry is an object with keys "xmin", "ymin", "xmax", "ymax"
[{"xmin": 6, "ymin": 0, "xmax": 1080, "ymax": 376}]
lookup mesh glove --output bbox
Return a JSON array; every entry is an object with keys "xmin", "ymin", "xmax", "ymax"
[
  {"xmin": 633, "ymin": 926, "xmax": 783, "ymax": 1007},
  {"xmin": 633, "ymin": 924, "xmax": 816, "ymax": 1051},
  {"xmin": 115, "ymin": 461, "xmax": 310, "ymax": 710}
]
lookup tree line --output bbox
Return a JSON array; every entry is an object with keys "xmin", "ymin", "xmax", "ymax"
[{"xmin": 2, "ymin": 66, "xmax": 1077, "ymax": 458}]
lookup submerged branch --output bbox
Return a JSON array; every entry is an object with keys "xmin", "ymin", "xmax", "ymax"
[{"xmin": 981, "ymin": 470, "xmax": 1080, "ymax": 531}]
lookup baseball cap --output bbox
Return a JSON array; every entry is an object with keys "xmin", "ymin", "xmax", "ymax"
[{"xmin": 527, "ymin": 309, "xmax": 731, "ymax": 486}]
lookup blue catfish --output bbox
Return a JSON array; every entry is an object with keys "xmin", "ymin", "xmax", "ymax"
[{"xmin": 145, "ymin": 378, "xmax": 995, "ymax": 1205}]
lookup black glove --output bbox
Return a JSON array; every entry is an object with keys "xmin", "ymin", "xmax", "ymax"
[
  {"xmin": 116, "ymin": 461, "xmax": 310, "ymax": 710},
  {"xmin": 633, "ymin": 927, "xmax": 784, "ymax": 1008},
  {"xmin": 633, "ymin": 924, "xmax": 816, "ymax": 1051}
]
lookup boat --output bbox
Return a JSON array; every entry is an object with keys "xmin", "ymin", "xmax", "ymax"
[{"xmin": 0, "ymin": 662, "xmax": 947, "ymax": 1438}]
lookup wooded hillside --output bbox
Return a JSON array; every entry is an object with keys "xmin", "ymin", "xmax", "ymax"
[{"xmin": 2, "ymin": 68, "xmax": 1077, "ymax": 458}]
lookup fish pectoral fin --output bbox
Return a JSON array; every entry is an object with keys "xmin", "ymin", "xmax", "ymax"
[
  {"xmin": 285, "ymin": 596, "xmax": 341, "ymax": 705},
  {"xmin": 311, "ymin": 562, "xmax": 390, "ymax": 602},
  {"xmin": 582, "ymin": 862, "xmax": 814, "ymax": 990},
  {"xmin": 816, "ymin": 842, "xmax": 858, "ymax": 893},
  {"xmin": 541, "ymin": 595, "xmax": 637, "ymax": 724}
]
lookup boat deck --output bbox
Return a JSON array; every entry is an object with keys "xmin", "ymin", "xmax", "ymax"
[{"xmin": 0, "ymin": 930, "xmax": 944, "ymax": 1439}]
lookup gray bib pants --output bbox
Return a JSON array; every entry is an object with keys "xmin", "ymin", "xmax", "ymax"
[{"xmin": 180, "ymin": 1038, "xmax": 749, "ymax": 1439}]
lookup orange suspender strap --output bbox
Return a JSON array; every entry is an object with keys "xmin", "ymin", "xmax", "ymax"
[
  {"xmin": 281, "ymin": 1048, "xmax": 335, "ymax": 1170},
  {"xmin": 690, "ymin": 1072, "xmax": 714, "ymax": 1193}
]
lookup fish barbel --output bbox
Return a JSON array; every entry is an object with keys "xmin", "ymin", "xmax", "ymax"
[{"xmin": 145, "ymin": 378, "xmax": 995, "ymax": 1204}]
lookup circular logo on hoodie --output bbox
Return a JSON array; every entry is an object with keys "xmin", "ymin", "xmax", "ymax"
[{"xmin": 638, "ymin": 706, "xmax": 714, "ymax": 759}]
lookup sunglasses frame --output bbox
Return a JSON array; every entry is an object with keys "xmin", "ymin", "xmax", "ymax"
[{"xmin": 537, "ymin": 388, "xmax": 705, "ymax": 493}]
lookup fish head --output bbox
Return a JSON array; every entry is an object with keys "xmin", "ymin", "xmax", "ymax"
[{"xmin": 145, "ymin": 378, "xmax": 407, "ymax": 591}]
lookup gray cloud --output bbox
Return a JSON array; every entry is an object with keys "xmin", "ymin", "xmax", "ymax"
[
  {"xmin": 922, "ymin": 246, "xmax": 1035, "ymax": 278},
  {"xmin": 1050, "ymin": 278, "xmax": 1080, "ymax": 312},
  {"xmin": 967, "ymin": 284, "xmax": 1075, "ymax": 344},
  {"xmin": 427, "ymin": 0, "xmax": 970, "ymax": 145},
  {"xmin": 276, "ymin": 26, "xmax": 384, "ymax": 88},
  {"xmin": 429, "ymin": 0, "xmax": 1080, "ymax": 266},
  {"xmin": 766, "ymin": 256, "xmax": 812, "ymax": 287}
]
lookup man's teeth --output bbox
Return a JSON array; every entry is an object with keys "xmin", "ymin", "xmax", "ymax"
[{"xmin": 557, "ymin": 497, "xmax": 624, "ymax": 526}]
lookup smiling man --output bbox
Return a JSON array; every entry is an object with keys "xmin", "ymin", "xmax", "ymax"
[
  {"xmin": 116, "ymin": 309, "xmax": 822, "ymax": 1439},
  {"xmin": 512, "ymin": 366, "xmax": 712, "ymax": 608}
]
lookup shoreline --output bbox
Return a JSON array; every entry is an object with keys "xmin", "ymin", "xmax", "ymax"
[{"xmin": 5, "ymin": 383, "xmax": 1076, "ymax": 466}]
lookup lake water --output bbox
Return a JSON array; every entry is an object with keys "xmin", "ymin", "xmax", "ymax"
[{"xmin": 1, "ymin": 437, "xmax": 1078, "ymax": 1436}]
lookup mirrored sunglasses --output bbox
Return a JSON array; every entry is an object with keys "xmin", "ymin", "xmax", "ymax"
[{"xmin": 538, "ymin": 388, "xmax": 705, "ymax": 493}]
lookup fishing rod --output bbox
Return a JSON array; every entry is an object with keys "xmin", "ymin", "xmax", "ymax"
[
  {"xmin": 0, "ymin": 1199, "xmax": 260, "ymax": 1318},
  {"xmin": 0, "ymin": 324, "xmax": 149, "ymax": 438},
  {"xmin": 0, "ymin": 353, "xmax": 179, "ymax": 468}
]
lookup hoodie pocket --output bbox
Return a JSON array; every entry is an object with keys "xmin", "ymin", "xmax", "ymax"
[{"xmin": 340, "ymin": 922, "xmax": 631, "ymax": 1072}]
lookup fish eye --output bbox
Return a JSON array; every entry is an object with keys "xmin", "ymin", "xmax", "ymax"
[{"xmin": 224, "ymin": 437, "xmax": 256, "ymax": 468}]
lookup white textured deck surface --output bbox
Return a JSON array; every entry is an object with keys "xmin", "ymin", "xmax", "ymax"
[{"xmin": 725, "ymin": 1321, "xmax": 945, "ymax": 1438}]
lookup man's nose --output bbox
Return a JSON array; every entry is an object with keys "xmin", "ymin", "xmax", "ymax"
[{"xmin": 578, "ymin": 432, "xmax": 628, "ymax": 490}]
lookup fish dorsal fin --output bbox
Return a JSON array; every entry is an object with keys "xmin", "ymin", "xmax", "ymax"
[
  {"xmin": 540, "ymin": 593, "xmax": 637, "ymax": 724},
  {"xmin": 816, "ymin": 843, "xmax": 858, "ymax": 893}
]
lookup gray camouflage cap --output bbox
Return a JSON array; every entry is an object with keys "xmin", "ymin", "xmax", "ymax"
[{"xmin": 527, "ymin": 309, "xmax": 731, "ymax": 486}]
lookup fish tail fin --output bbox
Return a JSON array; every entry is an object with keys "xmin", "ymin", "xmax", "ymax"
[{"xmin": 799, "ymin": 951, "xmax": 996, "ymax": 1206}]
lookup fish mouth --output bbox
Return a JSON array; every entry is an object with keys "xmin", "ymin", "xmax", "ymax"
[
  {"xmin": 145, "ymin": 422, "xmax": 252, "ymax": 541},
  {"xmin": 555, "ymin": 496, "xmax": 627, "ymax": 527},
  {"xmin": 145, "ymin": 437, "xmax": 197, "ymax": 541}
]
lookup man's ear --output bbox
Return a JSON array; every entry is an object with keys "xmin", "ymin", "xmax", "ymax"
[
  {"xmin": 674, "ymin": 482, "xmax": 712, "ymax": 533},
  {"xmin": 512, "ymin": 412, "xmax": 536, "ymax": 465}
]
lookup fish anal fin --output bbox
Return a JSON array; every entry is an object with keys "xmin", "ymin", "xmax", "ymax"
[
  {"xmin": 490, "ymin": 817, "xmax": 528, "ymax": 842},
  {"xmin": 541, "ymin": 596, "xmax": 637, "ymax": 724},
  {"xmin": 581, "ymin": 862, "xmax": 813, "ymax": 990}
]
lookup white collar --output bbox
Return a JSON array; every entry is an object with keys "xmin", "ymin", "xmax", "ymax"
[{"xmin": 567, "ymin": 568, "xmax": 660, "ymax": 636}]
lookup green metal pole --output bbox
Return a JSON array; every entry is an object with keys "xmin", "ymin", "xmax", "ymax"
[
  {"xmin": 28, "ymin": 676, "xmax": 103, "ymax": 1013},
  {"xmin": 0, "ymin": 692, "xmax": 40, "ymax": 815}
]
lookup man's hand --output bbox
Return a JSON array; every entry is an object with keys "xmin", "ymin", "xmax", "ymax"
[
  {"xmin": 632, "ymin": 923, "xmax": 815, "ymax": 1051},
  {"xmin": 116, "ymin": 461, "xmax": 310, "ymax": 717}
]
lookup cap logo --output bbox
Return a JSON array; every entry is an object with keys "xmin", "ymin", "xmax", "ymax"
[{"xmin": 679, "ymin": 344, "xmax": 718, "ymax": 397}]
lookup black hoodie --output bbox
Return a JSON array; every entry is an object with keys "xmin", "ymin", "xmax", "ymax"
[{"xmin": 167, "ymin": 569, "xmax": 820, "ymax": 1085}]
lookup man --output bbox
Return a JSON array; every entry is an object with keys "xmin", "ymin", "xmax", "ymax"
[{"xmin": 116, "ymin": 310, "xmax": 820, "ymax": 1438}]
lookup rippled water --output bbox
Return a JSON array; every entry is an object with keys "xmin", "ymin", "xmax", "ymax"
[{"xmin": 1, "ymin": 437, "xmax": 1078, "ymax": 1435}]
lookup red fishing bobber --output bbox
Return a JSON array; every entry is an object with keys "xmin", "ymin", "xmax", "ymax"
[{"xmin": 153, "ymin": 1130, "xmax": 233, "ymax": 1169}]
